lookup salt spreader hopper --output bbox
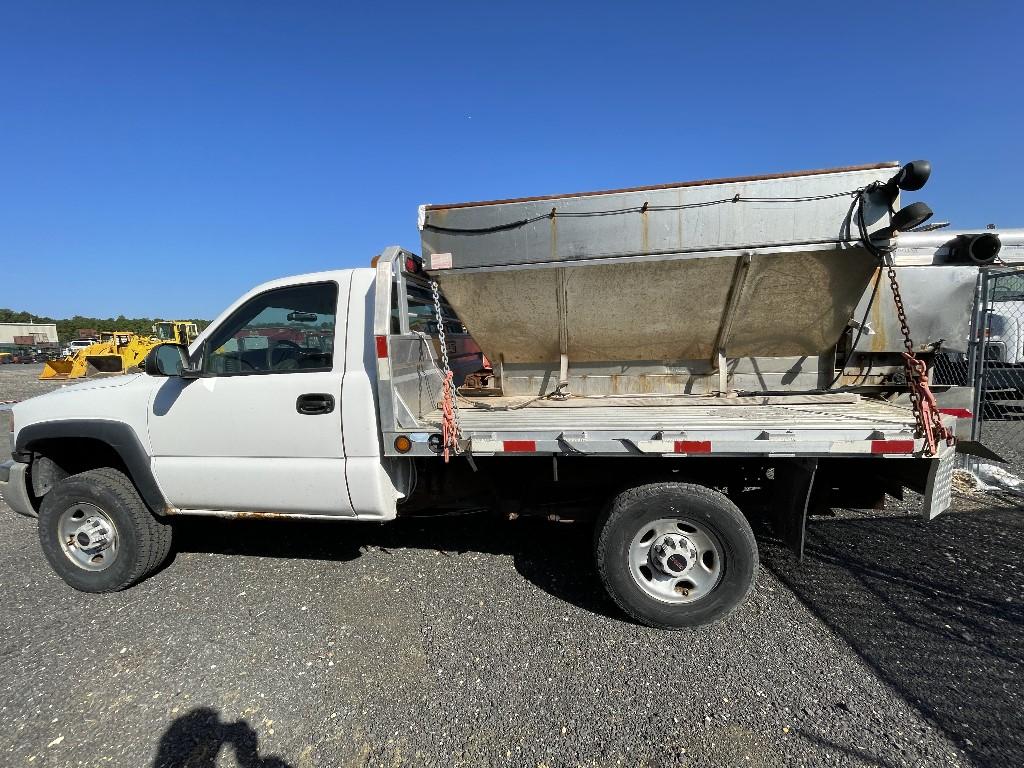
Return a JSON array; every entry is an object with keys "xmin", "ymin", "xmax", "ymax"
[{"xmin": 419, "ymin": 162, "xmax": 928, "ymax": 396}]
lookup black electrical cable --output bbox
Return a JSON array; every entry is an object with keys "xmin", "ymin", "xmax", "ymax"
[
  {"xmin": 424, "ymin": 211, "xmax": 555, "ymax": 235},
  {"xmin": 829, "ymin": 263, "xmax": 882, "ymax": 388},
  {"xmin": 733, "ymin": 386, "xmax": 864, "ymax": 396},
  {"xmin": 826, "ymin": 187, "xmax": 895, "ymax": 389},
  {"xmin": 855, "ymin": 183, "xmax": 895, "ymax": 261},
  {"xmin": 422, "ymin": 187, "xmax": 867, "ymax": 234}
]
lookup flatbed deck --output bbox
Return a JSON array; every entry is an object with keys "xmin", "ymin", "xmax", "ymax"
[{"xmin": 420, "ymin": 394, "xmax": 946, "ymax": 458}]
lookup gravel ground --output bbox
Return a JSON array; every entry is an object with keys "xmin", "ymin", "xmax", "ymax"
[
  {"xmin": 0, "ymin": 364, "xmax": 1020, "ymax": 768},
  {"xmin": 0, "ymin": 363, "xmax": 66, "ymax": 407}
]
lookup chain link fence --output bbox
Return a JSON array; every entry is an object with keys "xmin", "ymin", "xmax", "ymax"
[
  {"xmin": 932, "ymin": 351, "xmax": 969, "ymax": 389},
  {"xmin": 971, "ymin": 266, "xmax": 1024, "ymax": 471}
]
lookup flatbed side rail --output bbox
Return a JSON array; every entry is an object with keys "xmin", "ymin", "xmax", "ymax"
[
  {"xmin": 465, "ymin": 435, "xmax": 928, "ymax": 457},
  {"xmin": 382, "ymin": 422, "xmax": 956, "ymax": 458},
  {"xmin": 380, "ymin": 399, "xmax": 958, "ymax": 460}
]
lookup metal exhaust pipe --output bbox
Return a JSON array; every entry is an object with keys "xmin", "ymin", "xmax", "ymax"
[{"xmin": 966, "ymin": 233, "xmax": 1001, "ymax": 265}]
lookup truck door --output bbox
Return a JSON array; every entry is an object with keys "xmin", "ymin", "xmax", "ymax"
[{"xmin": 147, "ymin": 276, "xmax": 355, "ymax": 515}]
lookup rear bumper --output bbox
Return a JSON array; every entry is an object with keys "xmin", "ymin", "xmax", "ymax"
[{"xmin": 0, "ymin": 460, "xmax": 35, "ymax": 518}]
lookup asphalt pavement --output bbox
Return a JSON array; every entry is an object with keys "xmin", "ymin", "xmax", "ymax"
[{"xmin": 0, "ymin": 364, "xmax": 1020, "ymax": 768}]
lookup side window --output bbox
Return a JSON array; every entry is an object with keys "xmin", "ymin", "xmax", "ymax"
[
  {"xmin": 404, "ymin": 281, "xmax": 464, "ymax": 336},
  {"xmin": 203, "ymin": 282, "xmax": 338, "ymax": 375}
]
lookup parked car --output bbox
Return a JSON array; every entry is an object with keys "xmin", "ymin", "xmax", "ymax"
[{"xmin": 60, "ymin": 339, "xmax": 98, "ymax": 358}]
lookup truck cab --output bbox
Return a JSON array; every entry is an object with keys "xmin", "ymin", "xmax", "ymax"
[
  {"xmin": 986, "ymin": 273, "xmax": 1024, "ymax": 367},
  {"xmin": 9, "ymin": 268, "xmax": 406, "ymax": 523}
]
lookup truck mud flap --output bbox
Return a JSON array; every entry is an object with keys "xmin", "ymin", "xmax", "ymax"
[
  {"xmin": 854, "ymin": 445, "xmax": 956, "ymax": 521},
  {"xmin": 955, "ymin": 439, "xmax": 1006, "ymax": 464},
  {"xmin": 770, "ymin": 458, "xmax": 818, "ymax": 560},
  {"xmin": 921, "ymin": 445, "xmax": 956, "ymax": 521}
]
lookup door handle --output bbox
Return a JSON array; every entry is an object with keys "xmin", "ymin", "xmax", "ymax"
[{"xmin": 296, "ymin": 393, "xmax": 335, "ymax": 415}]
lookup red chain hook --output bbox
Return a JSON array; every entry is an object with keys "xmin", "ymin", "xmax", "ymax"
[
  {"xmin": 902, "ymin": 353, "xmax": 953, "ymax": 455},
  {"xmin": 440, "ymin": 370, "xmax": 457, "ymax": 463}
]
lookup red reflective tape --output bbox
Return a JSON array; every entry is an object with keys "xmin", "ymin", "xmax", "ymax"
[
  {"xmin": 503, "ymin": 440, "xmax": 536, "ymax": 453},
  {"xmin": 673, "ymin": 440, "xmax": 711, "ymax": 454},
  {"xmin": 375, "ymin": 336, "xmax": 388, "ymax": 359},
  {"xmin": 871, "ymin": 439, "xmax": 916, "ymax": 454},
  {"xmin": 938, "ymin": 408, "xmax": 973, "ymax": 419}
]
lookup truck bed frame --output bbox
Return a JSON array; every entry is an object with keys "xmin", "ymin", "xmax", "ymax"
[{"xmin": 423, "ymin": 394, "xmax": 927, "ymax": 457}]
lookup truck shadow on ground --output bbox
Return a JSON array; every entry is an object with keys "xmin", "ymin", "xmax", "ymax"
[
  {"xmin": 153, "ymin": 707, "xmax": 291, "ymax": 767},
  {"xmin": 170, "ymin": 513, "xmax": 621, "ymax": 620},
  {"xmin": 170, "ymin": 502, "xmax": 1024, "ymax": 768},
  {"xmin": 756, "ymin": 502, "xmax": 1024, "ymax": 768}
]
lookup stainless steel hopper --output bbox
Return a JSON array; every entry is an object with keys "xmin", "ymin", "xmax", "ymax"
[{"xmin": 419, "ymin": 163, "xmax": 902, "ymax": 395}]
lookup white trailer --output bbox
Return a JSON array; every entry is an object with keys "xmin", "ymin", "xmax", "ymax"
[{"xmin": 1, "ymin": 162, "xmax": 959, "ymax": 629}]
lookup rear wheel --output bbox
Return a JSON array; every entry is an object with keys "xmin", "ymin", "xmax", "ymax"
[
  {"xmin": 595, "ymin": 483, "xmax": 757, "ymax": 628},
  {"xmin": 37, "ymin": 468, "xmax": 174, "ymax": 592}
]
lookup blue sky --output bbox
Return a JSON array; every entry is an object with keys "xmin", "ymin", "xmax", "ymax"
[{"xmin": 1, "ymin": 2, "xmax": 1021, "ymax": 319}]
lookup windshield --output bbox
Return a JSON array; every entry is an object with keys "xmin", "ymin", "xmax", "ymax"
[
  {"xmin": 992, "ymin": 274, "xmax": 1024, "ymax": 302},
  {"xmin": 153, "ymin": 323, "xmax": 176, "ymax": 340}
]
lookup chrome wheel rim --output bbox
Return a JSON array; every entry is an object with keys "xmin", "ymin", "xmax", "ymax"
[
  {"xmin": 57, "ymin": 503, "xmax": 119, "ymax": 572},
  {"xmin": 628, "ymin": 518, "xmax": 723, "ymax": 604}
]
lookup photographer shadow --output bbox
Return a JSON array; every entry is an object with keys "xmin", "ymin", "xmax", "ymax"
[{"xmin": 153, "ymin": 707, "xmax": 291, "ymax": 768}]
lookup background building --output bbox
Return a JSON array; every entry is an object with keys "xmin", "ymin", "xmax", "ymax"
[{"xmin": 0, "ymin": 322, "xmax": 59, "ymax": 352}]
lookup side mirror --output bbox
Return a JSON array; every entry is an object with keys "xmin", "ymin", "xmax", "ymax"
[{"xmin": 144, "ymin": 343, "xmax": 201, "ymax": 378}]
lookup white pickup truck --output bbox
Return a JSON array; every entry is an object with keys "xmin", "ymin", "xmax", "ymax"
[
  {"xmin": 983, "ymin": 271, "xmax": 1024, "ymax": 393},
  {"xmin": 1, "ymin": 165, "xmax": 961, "ymax": 629},
  {"xmin": 0, "ymin": 248, "xmax": 955, "ymax": 629}
]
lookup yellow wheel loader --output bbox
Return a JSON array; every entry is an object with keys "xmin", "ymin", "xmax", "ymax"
[
  {"xmin": 40, "ymin": 322, "xmax": 200, "ymax": 380},
  {"xmin": 152, "ymin": 321, "xmax": 199, "ymax": 346}
]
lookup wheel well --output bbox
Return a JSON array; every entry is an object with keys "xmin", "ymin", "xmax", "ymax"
[
  {"xmin": 28, "ymin": 438, "xmax": 132, "ymax": 503},
  {"xmin": 16, "ymin": 420, "xmax": 169, "ymax": 515}
]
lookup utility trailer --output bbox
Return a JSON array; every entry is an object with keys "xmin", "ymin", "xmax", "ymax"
[{"xmin": 2, "ymin": 162, "xmax": 957, "ymax": 629}]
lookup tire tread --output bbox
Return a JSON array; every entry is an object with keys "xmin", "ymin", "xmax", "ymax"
[
  {"xmin": 595, "ymin": 482, "xmax": 758, "ymax": 629},
  {"xmin": 38, "ymin": 467, "xmax": 173, "ymax": 592}
]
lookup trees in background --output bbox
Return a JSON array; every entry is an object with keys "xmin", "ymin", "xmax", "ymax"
[{"xmin": 0, "ymin": 308, "xmax": 208, "ymax": 341}]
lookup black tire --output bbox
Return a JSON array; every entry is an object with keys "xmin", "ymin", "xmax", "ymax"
[
  {"xmin": 37, "ymin": 467, "xmax": 174, "ymax": 592},
  {"xmin": 595, "ymin": 482, "xmax": 758, "ymax": 629}
]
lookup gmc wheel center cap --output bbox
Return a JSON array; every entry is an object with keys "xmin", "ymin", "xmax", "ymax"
[{"xmin": 651, "ymin": 533, "xmax": 698, "ymax": 576}]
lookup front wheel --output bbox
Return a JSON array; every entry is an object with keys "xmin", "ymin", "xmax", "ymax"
[
  {"xmin": 595, "ymin": 483, "xmax": 758, "ymax": 629},
  {"xmin": 37, "ymin": 467, "xmax": 174, "ymax": 592}
]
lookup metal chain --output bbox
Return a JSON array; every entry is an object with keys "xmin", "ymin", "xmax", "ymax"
[
  {"xmin": 884, "ymin": 262, "xmax": 951, "ymax": 454},
  {"xmin": 885, "ymin": 263, "xmax": 927, "ymax": 437},
  {"xmin": 885, "ymin": 264, "xmax": 914, "ymax": 357},
  {"xmin": 431, "ymin": 280, "xmax": 461, "ymax": 458}
]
